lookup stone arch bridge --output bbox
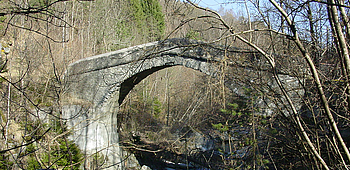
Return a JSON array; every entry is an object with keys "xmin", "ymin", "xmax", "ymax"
[{"xmin": 62, "ymin": 38, "xmax": 301, "ymax": 169}]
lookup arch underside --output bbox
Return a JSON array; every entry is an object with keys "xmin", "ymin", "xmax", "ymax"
[
  {"xmin": 118, "ymin": 65, "xmax": 172, "ymax": 104},
  {"xmin": 118, "ymin": 57, "xmax": 219, "ymax": 105}
]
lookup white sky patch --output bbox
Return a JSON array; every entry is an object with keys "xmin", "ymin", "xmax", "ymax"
[{"xmin": 190, "ymin": 0, "xmax": 254, "ymax": 17}]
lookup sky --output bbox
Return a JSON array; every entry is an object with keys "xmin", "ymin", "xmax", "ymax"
[
  {"xmin": 197, "ymin": 0, "xmax": 225, "ymax": 10},
  {"xmin": 196, "ymin": 0, "xmax": 242, "ymax": 10},
  {"xmin": 194, "ymin": 0, "xmax": 249, "ymax": 16}
]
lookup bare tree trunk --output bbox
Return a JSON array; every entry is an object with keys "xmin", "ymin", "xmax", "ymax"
[
  {"xmin": 271, "ymin": 0, "xmax": 350, "ymax": 165},
  {"xmin": 327, "ymin": 5, "xmax": 347, "ymax": 78},
  {"xmin": 335, "ymin": 0, "xmax": 350, "ymax": 113},
  {"xmin": 306, "ymin": 2, "xmax": 319, "ymax": 67},
  {"xmin": 328, "ymin": 0, "xmax": 350, "ymax": 78},
  {"xmin": 165, "ymin": 69, "xmax": 170, "ymax": 126},
  {"xmin": 244, "ymin": 0, "xmax": 252, "ymax": 42},
  {"xmin": 5, "ymin": 55, "xmax": 11, "ymax": 146},
  {"xmin": 338, "ymin": 0, "xmax": 350, "ymax": 41}
]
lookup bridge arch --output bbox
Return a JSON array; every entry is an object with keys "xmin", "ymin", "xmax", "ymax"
[
  {"xmin": 117, "ymin": 54, "xmax": 220, "ymax": 105},
  {"xmin": 62, "ymin": 38, "xmax": 300, "ymax": 169}
]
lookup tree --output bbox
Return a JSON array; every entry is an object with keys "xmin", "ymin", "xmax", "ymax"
[
  {"xmin": 129, "ymin": 0, "xmax": 165, "ymax": 41},
  {"xmin": 171, "ymin": 0, "xmax": 350, "ymax": 169}
]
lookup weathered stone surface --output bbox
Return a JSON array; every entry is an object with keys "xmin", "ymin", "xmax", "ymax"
[
  {"xmin": 62, "ymin": 38, "xmax": 303, "ymax": 169},
  {"xmin": 141, "ymin": 165, "xmax": 152, "ymax": 170}
]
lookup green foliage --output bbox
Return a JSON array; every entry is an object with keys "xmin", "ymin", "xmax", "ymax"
[
  {"xmin": 220, "ymin": 103, "xmax": 242, "ymax": 116},
  {"xmin": 228, "ymin": 103, "xmax": 239, "ymax": 109},
  {"xmin": 153, "ymin": 97, "xmax": 162, "ymax": 118},
  {"xmin": 244, "ymin": 137, "xmax": 257, "ymax": 146},
  {"xmin": 113, "ymin": 20, "xmax": 133, "ymax": 50},
  {"xmin": 50, "ymin": 139, "xmax": 83, "ymax": 170},
  {"xmin": 130, "ymin": 0, "xmax": 145, "ymax": 24},
  {"xmin": 129, "ymin": 0, "xmax": 165, "ymax": 40},
  {"xmin": 185, "ymin": 30, "xmax": 201, "ymax": 40},
  {"xmin": 262, "ymin": 158, "xmax": 270, "ymax": 164},
  {"xmin": 28, "ymin": 0, "xmax": 52, "ymax": 8},
  {"xmin": 243, "ymin": 87, "xmax": 252, "ymax": 96},
  {"xmin": 0, "ymin": 153, "xmax": 14, "ymax": 169},
  {"xmin": 20, "ymin": 120, "xmax": 82, "ymax": 170},
  {"xmin": 89, "ymin": 152, "xmax": 105, "ymax": 169},
  {"xmin": 25, "ymin": 139, "xmax": 82, "ymax": 170},
  {"xmin": 212, "ymin": 123, "xmax": 229, "ymax": 132},
  {"xmin": 0, "ymin": 16, "xmax": 6, "ymax": 22},
  {"xmin": 211, "ymin": 94, "xmax": 274, "ymax": 168},
  {"xmin": 220, "ymin": 108, "xmax": 230, "ymax": 114},
  {"xmin": 232, "ymin": 110, "xmax": 242, "ymax": 116},
  {"xmin": 21, "ymin": 120, "xmax": 49, "ymax": 141},
  {"xmin": 268, "ymin": 128, "xmax": 277, "ymax": 135},
  {"xmin": 51, "ymin": 120, "xmax": 67, "ymax": 135},
  {"xmin": 26, "ymin": 144, "xmax": 41, "ymax": 170}
]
